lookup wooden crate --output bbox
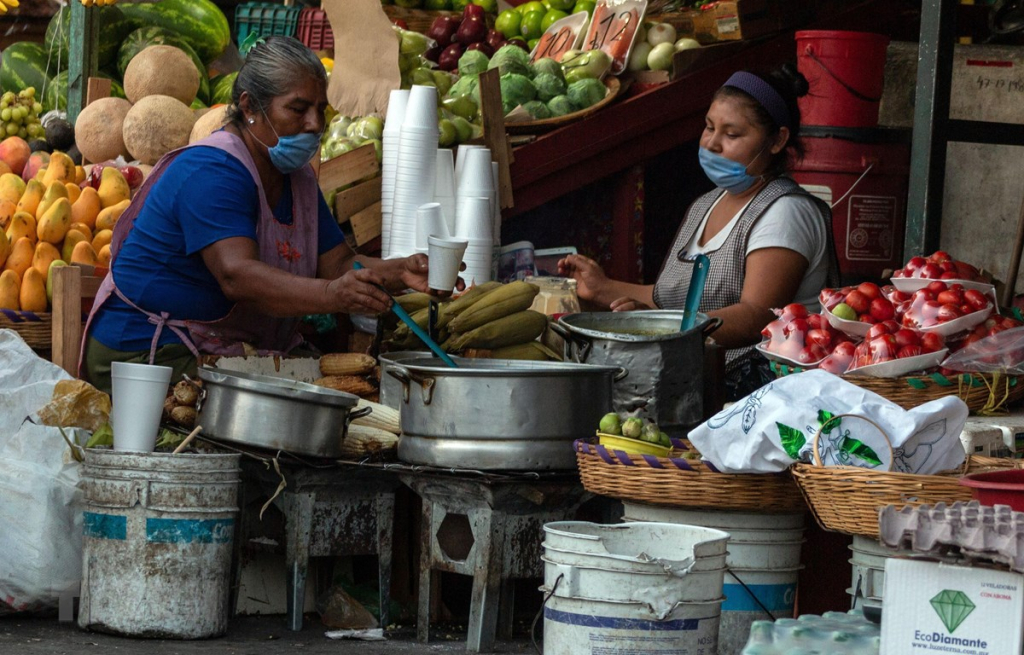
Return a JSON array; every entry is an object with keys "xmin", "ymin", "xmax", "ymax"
[{"xmin": 316, "ymin": 142, "xmax": 382, "ymax": 251}]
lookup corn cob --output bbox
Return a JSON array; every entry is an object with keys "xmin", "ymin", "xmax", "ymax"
[
  {"xmin": 314, "ymin": 375, "xmax": 378, "ymax": 397},
  {"xmin": 352, "ymin": 398, "xmax": 401, "ymax": 434},
  {"xmin": 170, "ymin": 405, "xmax": 197, "ymax": 428},
  {"xmin": 490, "ymin": 341, "xmax": 561, "ymax": 361},
  {"xmin": 436, "ymin": 281, "xmax": 502, "ymax": 328},
  {"xmin": 396, "ymin": 292, "xmax": 432, "ymax": 313},
  {"xmin": 447, "ymin": 310, "xmax": 548, "ymax": 351},
  {"xmin": 391, "ymin": 307, "xmax": 430, "ymax": 341},
  {"xmin": 320, "ymin": 352, "xmax": 376, "ymax": 377},
  {"xmin": 340, "ymin": 425, "xmax": 399, "ymax": 459},
  {"xmin": 172, "ymin": 380, "xmax": 199, "ymax": 406},
  {"xmin": 447, "ymin": 281, "xmax": 540, "ymax": 333}
]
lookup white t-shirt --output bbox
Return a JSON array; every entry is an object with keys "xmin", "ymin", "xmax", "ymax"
[{"xmin": 680, "ymin": 194, "xmax": 828, "ymax": 311}]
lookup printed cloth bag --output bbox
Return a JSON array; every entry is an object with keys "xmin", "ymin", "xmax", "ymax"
[{"xmin": 689, "ymin": 370, "xmax": 969, "ymax": 474}]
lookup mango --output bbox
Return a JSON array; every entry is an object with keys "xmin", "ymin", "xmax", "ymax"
[
  {"xmin": 41, "ymin": 151, "xmax": 75, "ymax": 187},
  {"xmin": 0, "ymin": 161, "xmax": 10, "ymax": 177},
  {"xmin": 0, "ymin": 269, "xmax": 19, "ymax": 309},
  {"xmin": 0, "ymin": 199, "xmax": 15, "ymax": 230},
  {"xmin": 19, "ymin": 267, "xmax": 46, "ymax": 312},
  {"xmin": 70, "ymin": 240, "xmax": 98, "ymax": 266},
  {"xmin": 16, "ymin": 179, "xmax": 44, "ymax": 217},
  {"xmin": 61, "ymin": 229, "xmax": 87, "ymax": 263},
  {"xmin": 35, "ymin": 181, "xmax": 68, "ymax": 221},
  {"xmin": 37, "ymin": 198, "xmax": 72, "ymax": 244},
  {"xmin": 0, "ymin": 173, "xmax": 26, "ymax": 205},
  {"xmin": 21, "ymin": 151, "xmax": 48, "ymax": 183},
  {"xmin": 95, "ymin": 199, "xmax": 130, "ymax": 231},
  {"xmin": 97, "ymin": 166, "xmax": 130, "ymax": 208},
  {"xmin": 6, "ymin": 211, "xmax": 36, "ymax": 244},
  {"xmin": 71, "ymin": 187, "xmax": 102, "ymax": 229},
  {"xmin": 92, "ymin": 229, "xmax": 113, "ymax": 253},
  {"xmin": 69, "ymin": 224, "xmax": 92, "ymax": 242},
  {"xmin": 32, "ymin": 241, "xmax": 61, "ymax": 277},
  {"xmin": 4, "ymin": 237, "xmax": 33, "ymax": 277},
  {"xmin": 0, "ymin": 229, "xmax": 9, "ymax": 269},
  {"xmin": 65, "ymin": 182, "xmax": 81, "ymax": 204},
  {"xmin": 45, "ymin": 259, "xmax": 68, "ymax": 305},
  {"xmin": 75, "ymin": 166, "xmax": 86, "ymax": 184},
  {"xmin": 96, "ymin": 244, "xmax": 111, "ymax": 267}
]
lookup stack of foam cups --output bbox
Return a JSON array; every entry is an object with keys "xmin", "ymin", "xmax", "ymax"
[
  {"xmin": 415, "ymin": 202, "xmax": 449, "ymax": 254},
  {"xmin": 455, "ymin": 197, "xmax": 493, "ymax": 285},
  {"xmin": 380, "ymin": 89, "xmax": 409, "ymax": 259},
  {"xmin": 390, "ymin": 85, "xmax": 438, "ymax": 258},
  {"xmin": 455, "ymin": 144, "xmax": 486, "ymax": 190},
  {"xmin": 434, "ymin": 149, "xmax": 457, "ymax": 237}
]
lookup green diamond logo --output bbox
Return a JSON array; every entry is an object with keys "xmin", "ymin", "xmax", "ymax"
[{"xmin": 930, "ymin": 590, "xmax": 976, "ymax": 633}]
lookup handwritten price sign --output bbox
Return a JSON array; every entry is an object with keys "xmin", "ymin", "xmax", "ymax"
[
  {"xmin": 529, "ymin": 11, "xmax": 589, "ymax": 63},
  {"xmin": 582, "ymin": 0, "xmax": 647, "ymax": 74}
]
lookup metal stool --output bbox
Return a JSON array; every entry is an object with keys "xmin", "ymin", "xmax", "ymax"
[{"xmin": 401, "ymin": 470, "xmax": 586, "ymax": 653}]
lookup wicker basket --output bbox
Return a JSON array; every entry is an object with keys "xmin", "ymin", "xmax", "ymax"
[
  {"xmin": 791, "ymin": 413, "xmax": 1023, "ymax": 538},
  {"xmin": 574, "ymin": 439, "xmax": 806, "ymax": 513},
  {"xmin": 769, "ymin": 361, "xmax": 1024, "ymax": 415},
  {"xmin": 0, "ymin": 309, "xmax": 52, "ymax": 349},
  {"xmin": 382, "ymin": 5, "xmax": 461, "ymax": 33}
]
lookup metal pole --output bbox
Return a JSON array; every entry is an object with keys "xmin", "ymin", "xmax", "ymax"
[
  {"xmin": 904, "ymin": 0, "xmax": 957, "ymax": 257},
  {"xmin": 67, "ymin": 3, "xmax": 101, "ymax": 123}
]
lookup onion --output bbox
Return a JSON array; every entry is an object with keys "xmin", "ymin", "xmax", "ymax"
[
  {"xmin": 675, "ymin": 38, "xmax": 701, "ymax": 51},
  {"xmin": 646, "ymin": 23, "xmax": 677, "ymax": 47},
  {"xmin": 628, "ymin": 42, "xmax": 653, "ymax": 72},
  {"xmin": 647, "ymin": 43, "xmax": 676, "ymax": 72}
]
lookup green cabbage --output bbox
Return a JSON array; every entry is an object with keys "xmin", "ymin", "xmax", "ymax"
[
  {"xmin": 458, "ymin": 50, "xmax": 490, "ymax": 76},
  {"xmin": 448, "ymin": 74, "xmax": 479, "ymax": 100},
  {"xmin": 532, "ymin": 57, "xmax": 564, "ymax": 81},
  {"xmin": 499, "ymin": 73, "xmax": 536, "ymax": 113},
  {"xmin": 488, "ymin": 44, "xmax": 533, "ymax": 78},
  {"xmin": 546, "ymin": 95, "xmax": 575, "ymax": 117},
  {"xmin": 567, "ymin": 78, "xmax": 606, "ymax": 110},
  {"xmin": 522, "ymin": 100, "xmax": 551, "ymax": 120},
  {"xmin": 533, "ymin": 72, "xmax": 567, "ymax": 103}
]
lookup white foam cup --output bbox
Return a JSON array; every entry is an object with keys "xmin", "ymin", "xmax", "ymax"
[
  {"xmin": 455, "ymin": 145, "xmax": 487, "ymax": 187},
  {"xmin": 111, "ymin": 361, "xmax": 173, "ymax": 453},
  {"xmin": 427, "ymin": 236, "xmax": 468, "ymax": 291},
  {"xmin": 416, "ymin": 202, "xmax": 450, "ymax": 251},
  {"xmin": 403, "ymin": 85, "xmax": 440, "ymax": 130},
  {"xmin": 384, "ymin": 89, "xmax": 410, "ymax": 136},
  {"xmin": 455, "ymin": 196, "xmax": 493, "ymax": 240},
  {"xmin": 457, "ymin": 147, "xmax": 494, "ymax": 194}
]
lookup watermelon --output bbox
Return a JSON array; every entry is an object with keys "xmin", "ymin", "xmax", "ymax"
[
  {"xmin": 1, "ymin": 42, "xmax": 51, "ymax": 97},
  {"xmin": 117, "ymin": 27, "xmax": 210, "ymax": 105},
  {"xmin": 209, "ymin": 72, "xmax": 237, "ymax": 106},
  {"xmin": 44, "ymin": 5, "xmax": 136, "ymax": 71},
  {"xmin": 191, "ymin": 97, "xmax": 208, "ymax": 111},
  {"xmin": 118, "ymin": 0, "xmax": 230, "ymax": 65},
  {"xmin": 43, "ymin": 69, "xmax": 125, "ymax": 113}
]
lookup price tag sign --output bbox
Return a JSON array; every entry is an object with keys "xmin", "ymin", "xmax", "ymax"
[
  {"xmin": 529, "ymin": 11, "xmax": 590, "ymax": 63},
  {"xmin": 582, "ymin": 0, "xmax": 648, "ymax": 74}
]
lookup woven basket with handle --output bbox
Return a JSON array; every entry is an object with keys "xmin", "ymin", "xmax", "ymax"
[
  {"xmin": 574, "ymin": 438, "xmax": 806, "ymax": 513},
  {"xmin": 791, "ymin": 413, "xmax": 1022, "ymax": 538}
]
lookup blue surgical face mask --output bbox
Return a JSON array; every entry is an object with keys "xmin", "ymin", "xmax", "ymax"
[
  {"xmin": 249, "ymin": 111, "xmax": 322, "ymax": 174},
  {"xmin": 698, "ymin": 145, "xmax": 767, "ymax": 193}
]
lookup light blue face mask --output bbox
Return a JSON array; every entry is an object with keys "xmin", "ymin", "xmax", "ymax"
[
  {"xmin": 250, "ymin": 111, "xmax": 322, "ymax": 174},
  {"xmin": 698, "ymin": 146, "xmax": 767, "ymax": 193}
]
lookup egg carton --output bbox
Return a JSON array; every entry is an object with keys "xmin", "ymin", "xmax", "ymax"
[
  {"xmin": 878, "ymin": 500, "xmax": 1024, "ymax": 573},
  {"xmin": 741, "ymin": 610, "xmax": 880, "ymax": 654}
]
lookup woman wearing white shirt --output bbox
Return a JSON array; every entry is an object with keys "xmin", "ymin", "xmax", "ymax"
[{"xmin": 558, "ymin": 64, "xmax": 838, "ymax": 400}]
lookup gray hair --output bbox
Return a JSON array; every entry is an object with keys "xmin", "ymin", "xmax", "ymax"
[{"xmin": 227, "ymin": 36, "xmax": 327, "ymax": 125}]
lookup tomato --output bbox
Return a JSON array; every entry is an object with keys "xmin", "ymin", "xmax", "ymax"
[
  {"xmin": 894, "ymin": 328, "xmax": 920, "ymax": 348},
  {"xmin": 784, "ymin": 318, "xmax": 809, "ymax": 336},
  {"xmin": 921, "ymin": 263, "xmax": 943, "ymax": 279},
  {"xmin": 898, "ymin": 345, "xmax": 923, "ymax": 359},
  {"xmin": 859, "ymin": 314, "xmax": 878, "ymax": 324},
  {"xmin": 1001, "ymin": 316, "xmax": 1023, "ymax": 328},
  {"xmin": 906, "ymin": 256, "xmax": 927, "ymax": 271},
  {"xmin": 806, "ymin": 313, "xmax": 824, "ymax": 330},
  {"xmin": 936, "ymin": 290, "xmax": 962, "ymax": 306},
  {"xmin": 857, "ymin": 282, "xmax": 882, "ymax": 300},
  {"xmin": 869, "ymin": 334, "xmax": 898, "ymax": 361},
  {"xmin": 844, "ymin": 290, "xmax": 870, "ymax": 315},
  {"xmin": 963, "ymin": 289, "xmax": 988, "ymax": 311},
  {"xmin": 806, "ymin": 329, "xmax": 832, "ymax": 349},
  {"xmin": 928, "ymin": 250, "xmax": 953, "ymax": 263},
  {"xmin": 955, "ymin": 261, "xmax": 980, "ymax": 281},
  {"xmin": 939, "ymin": 261, "xmax": 958, "ymax": 274},
  {"xmin": 940, "ymin": 271, "xmax": 959, "ymax": 280},
  {"xmin": 937, "ymin": 304, "xmax": 962, "ymax": 322},
  {"xmin": 797, "ymin": 345, "xmax": 825, "ymax": 364},
  {"xmin": 833, "ymin": 341, "xmax": 857, "ymax": 357},
  {"xmin": 887, "ymin": 289, "xmax": 911, "ymax": 303},
  {"xmin": 869, "ymin": 298, "xmax": 895, "ymax": 321},
  {"xmin": 926, "ymin": 281, "xmax": 948, "ymax": 295},
  {"xmin": 921, "ymin": 332, "xmax": 945, "ymax": 353}
]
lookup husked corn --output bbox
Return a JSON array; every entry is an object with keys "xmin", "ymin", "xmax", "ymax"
[
  {"xmin": 320, "ymin": 352, "xmax": 376, "ymax": 377},
  {"xmin": 314, "ymin": 375, "xmax": 378, "ymax": 397}
]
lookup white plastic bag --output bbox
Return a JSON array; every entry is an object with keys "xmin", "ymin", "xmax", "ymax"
[
  {"xmin": 689, "ymin": 370, "xmax": 968, "ymax": 475},
  {"xmin": 0, "ymin": 330, "xmax": 82, "ymax": 614}
]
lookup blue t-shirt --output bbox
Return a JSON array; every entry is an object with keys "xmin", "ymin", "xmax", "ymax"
[{"xmin": 90, "ymin": 147, "xmax": 345, "ymax": 352}]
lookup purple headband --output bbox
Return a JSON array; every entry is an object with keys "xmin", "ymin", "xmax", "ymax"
[{"xmin": 723, "ymin": 71, "xmax": 792, "ymax": 131}]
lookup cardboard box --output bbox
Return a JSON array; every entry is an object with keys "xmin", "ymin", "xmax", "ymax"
[
  {"xmin": 658, "ymin": 0, "xmax": 812, "ymax": 44},
  {"xmin": 881, "ymin": 559, "xmax": 1024, "ymax": 655}
]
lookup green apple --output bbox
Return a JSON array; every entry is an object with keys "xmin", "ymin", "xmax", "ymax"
[
  {"xmin": 541, "ymin": 9, "xmax": 569, "ymax": 31},
  {"xmin": 443, "ymin": 94, "xmax": 479, "ymax": 120},
  {"xmin": 548, "ymin": 0, "xmax": 575, "ymax": 10},
  {"xmin": 571, "ymin": 0, "xmax": 595, "ymax": 15},
  {"xmin": 431, "ymin": 70, "xmax": 454, "ymax": 96},
  {"xmin": 517, "ymin": 1, "xmax": 546, "ymax": 15},
  {"xmin": 410, "ymin": 68, "xmax": 436, "ymax": 87},
  {"xmin": 472, "ymin": 0, "xmax": 497, "ymax": 13},
  {"xmin": 438, "ymin": 119, "xmax": 457, "ymax": 147},
  {"xmin": 451, "ymin": 116, "xmax": 474, "ymax": 142},
  {"xmin": 495, "ymin": 9, "xmax": 522, "ymax": 38},
  {"xmin": 519, "ymin": 10, "xmax": 546, "ymax": 41},
  {"xmin": 527, "ymin": 38, "xmax": 541, "ymax": 51},
  {"xmin": 831, "ymin": 302, "xmax": 857, "ymax": 321}
]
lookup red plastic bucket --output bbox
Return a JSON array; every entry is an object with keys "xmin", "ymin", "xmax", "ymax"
[
  {"xmin": 960, "ymin": 469, "xmax": 1024, "ymax": 511},
  {"xmin": 796, "ymin": 31, "xmax": 891, "ymax": 128}
]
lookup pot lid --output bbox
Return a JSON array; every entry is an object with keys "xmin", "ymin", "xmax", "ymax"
[
  {"xmin": 197, "ymin": 366, "xmax": 358, "ymax": 408},
  {"xmin": 558, "ymin": 311, "xmax": 711, "ymax": 342},
  {"xmin": 394, "ymin": 356, "xmax": 621, "ymax": 377}
]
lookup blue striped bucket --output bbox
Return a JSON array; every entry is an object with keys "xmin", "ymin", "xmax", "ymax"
[{"xmin": 78, "ymin": 449, "xmax": 241, "ymax": 638}]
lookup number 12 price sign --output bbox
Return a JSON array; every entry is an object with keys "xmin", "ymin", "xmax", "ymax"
[{"xmin": 582, "ymin": 0, "xmax": 648, "ymax": 74}]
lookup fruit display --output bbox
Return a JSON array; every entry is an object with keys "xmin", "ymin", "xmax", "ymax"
[
  {"xmin": 381, "ymin": 0, "xmax": 498, "ymax": 14},
  {"xmin": 759, "ymin": 303, "xmax": 851, "ymax": 365},
  {"xmin": 820, "ymin": 282, "xmax": 896, "ymax": 329},
  {"xmin": 494, "ymin": 0, "xmax": 595, "ymax": 52},
  {"xmin": 896, "ymin": 281, "xmax": 993, "ymax": 331},
  {"xmin": 0, "ymin": 88, "xmax": 45, "ymax": 142},
  {"xmin": 847, "ymin": 321, "xmax": 946, "ymax": 373},
  {"xmin": 893, "ymin": 250, "xmax": 983, "ymax": 282},
  {"xmin": 423, "ymin": 4, "xmax": 513, "ymax": 66}
]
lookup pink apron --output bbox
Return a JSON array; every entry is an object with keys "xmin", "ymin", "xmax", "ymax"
[{"xmin": 81, "ymin": 130, "xmax": 320, "ymax": 374}]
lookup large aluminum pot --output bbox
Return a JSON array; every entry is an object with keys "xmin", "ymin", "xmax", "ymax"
[
  {"xmin": 387, "ymin": 357, "xmax": 624, "ymax": 470},
  {"xmin": 379, "ymin": 351, "xmax": 434, "ymax": 409},
  {"xmin": 196, "ymin": 367, "xmax": 370, "ymax": 458},
  {"xmin": 552, "ymin": 311, "xmax": 722, "ymax": 435}
]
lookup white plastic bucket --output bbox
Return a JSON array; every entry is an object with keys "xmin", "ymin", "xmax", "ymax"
[
  {"xmin": 110, "ymin": 361, "xmax": 172, "ymax": 453},
  {"xmin": 542, "ymin": 521, "xmax": 729, "ymax": 654},
  {"xmin": 621, "ymin": 504, "xmax": 806, "ymax": 655},
  {"xmin": 78, "ymin": 449, "xmax": 241, "ymax": 638},
  {"xmin": 847, "ymin": 535, "xmax": 912, "ymax": 610}
]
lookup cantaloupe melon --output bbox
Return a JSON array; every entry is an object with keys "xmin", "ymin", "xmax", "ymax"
[
  {"xmin": 123, "ymin": 45, "xmax": 200, "ymax": 105},
  {"xmin": 75, "ymin": 97, "xmax": 132, "ymax": 164},
  {"xmin": 122, "ymin": 95, "xmax": 196, "ymax": 166},
  {"xmin": 189, "ymin": 105, "xmax": 230, "ymax": 144}
]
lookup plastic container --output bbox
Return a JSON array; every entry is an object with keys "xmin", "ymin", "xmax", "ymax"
[
  {"xmin": 235, "ymin": 3, "xmax": 301, "ymax": 48},
  {"xmin": 78, "ymin": 449, "xmax": 241, "ymax": 638},
  {"xmin": 960, "ymin": 469, "xmax": 1024, "ymax": 511},
  {"xmin": 296, "ymin": 7, "xmax": 333, "ymax": 51},
  {"xmin": 110, "ymin": 361, "xmax": 172, "ymax": 453},
  {"xmin": 795, "ymin": 31, "xmax": 891, "ymax": 128}
]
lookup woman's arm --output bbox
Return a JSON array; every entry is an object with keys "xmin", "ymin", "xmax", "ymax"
[
  {"xmin": 317, "ymin": 243, "xmax": 439, "ymax": 294},
  {"xmin": 708, "ymin": 247, "xmax": 808, "ymax": 348},
  {"xmin": 558, "ymin": 254, "xmax": 655, "ymax": 309}
]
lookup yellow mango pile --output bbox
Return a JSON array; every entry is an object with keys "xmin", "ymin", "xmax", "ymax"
[{"xmin": 0, "ymin": 153, "xmax": 130, "ymax": 312}]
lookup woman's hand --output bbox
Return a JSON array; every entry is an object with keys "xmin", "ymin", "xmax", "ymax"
[
  {"xmin": 388, "ymin": 254, "xmax": 465, "ymax": 297},
  {"xmin": 558, "ymin": 254, "xmax": 608, "ymax": 303},
  {"xmin": 326, "ymin": 268, "xmax": 394, "ymax": 315},
  {"xmin": 610, "ymin": 297, "xmax": 652, "ymax": 312}
]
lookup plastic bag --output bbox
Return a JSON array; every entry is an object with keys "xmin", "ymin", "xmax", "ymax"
[
  {"xmin": 35, "ymin": 379, "xmax": 111, "ymax": 433},
  {"xmin": 689, "ymin": 370, "xmax": 968, "ymax": 475},
  {"xmin": 0, "ymin": 330, "xmax": 82, "ymax": 614},
  {"xmin": 846, "ymin": 322, "xmax": 946, "ymax": 377},
  {"xmin": 943, "ymin": 325, "xmax": 1024, "ymax": 374},
  {"xmin": 899, "ymin": 281, "xmax": 992, "ymax": 332},
  {"xmin": 757, "ymin": 304, "xmax": 845, "ymax": 367}
]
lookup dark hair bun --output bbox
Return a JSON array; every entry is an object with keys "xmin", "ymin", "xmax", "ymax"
[{"xmin": 775, "ymin": 62, "xmax": 810, "ymax": 99}]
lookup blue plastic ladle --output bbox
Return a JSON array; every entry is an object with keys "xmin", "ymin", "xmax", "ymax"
[
  {"xmin": 680, "ymin": 254, "xmax": 709, "ymax": 332},
  {"xmin": 353, "ymin": 262, "xmax": 458, "ymax": 368}
]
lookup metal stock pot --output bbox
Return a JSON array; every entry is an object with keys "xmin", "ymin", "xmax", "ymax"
[
  {"xmin": 552, "ymin": 311, "xmax": 722, "ymax": 434},
  {"xmin": 387, "ymin": 357, "xmax": 624, "ymax": 470},
  {"xmin": 195, "ymin": 367, "xmax": 371, "ymax": 458}
]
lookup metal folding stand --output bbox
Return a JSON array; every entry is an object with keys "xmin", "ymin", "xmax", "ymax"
[
  {"xmin": 232, "ymin": 454, "xmax": 400, "ymax": 631},
  {"xmin": 397, "ymin": 466, "xmax": 587, "ymax": 653}
]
